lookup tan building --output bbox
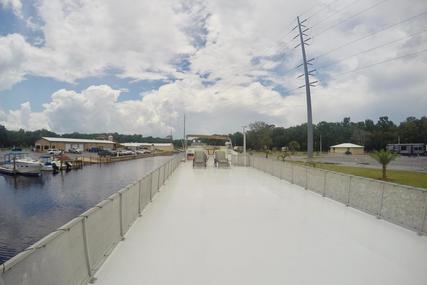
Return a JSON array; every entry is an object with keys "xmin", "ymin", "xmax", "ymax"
[
  {"xmin": 330, "ymin": 143, "xmax": 364, "ymax": 155},
  {"xmin": 35, "ymin": 137, "xmax": 115, "ymax": 152},
  {"xmin": 121, "ymin": 142, "xmax": 174, "ymax": 152}
]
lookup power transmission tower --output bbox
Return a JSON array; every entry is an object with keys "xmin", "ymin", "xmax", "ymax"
[{"xmin": 293, "ymin": 16, "xmax": 317, "ymax": 159}]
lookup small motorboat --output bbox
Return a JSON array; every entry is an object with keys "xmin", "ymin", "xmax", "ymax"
[
  {"xmin": 39, "ymin": 155, "xmax": 60, "ymax": 172},
  {"xmin": 52, "ymin": 159, "xmax": 73, "ymax": 171},
  {"xmin": 0, "ymin": 152, "xmax": 42, "ymax": 176}
]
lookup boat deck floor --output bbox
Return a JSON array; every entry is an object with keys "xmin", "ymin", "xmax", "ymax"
[{"xmin": 95, "ymin": 161, "xmax": 427, "ymax": 285}]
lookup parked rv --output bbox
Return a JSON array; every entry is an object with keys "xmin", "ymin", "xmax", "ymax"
[{"xmin": 386, "ymin": 143, "xmax": 426, "ymax": 156}]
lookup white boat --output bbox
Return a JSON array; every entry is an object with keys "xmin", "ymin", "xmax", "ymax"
[
  {"xmin": 52, "ymin": 159, "xmax": 73, "ymax": 171},
  {"xmin": 0, "ymin": 152, "xmax": 42, "ymax": 176},
  {"xmin": 39, "ymin": 155, "xmax": 57, "ymax": 171}
]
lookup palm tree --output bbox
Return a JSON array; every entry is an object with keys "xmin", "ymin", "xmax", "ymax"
[
  {"xmin": 370, "ymin": 149, "xmax": 398, "ymax": 180},
  {"xmin": 277, "ymin": 150, "xmax": 290, "ymax": 161}
]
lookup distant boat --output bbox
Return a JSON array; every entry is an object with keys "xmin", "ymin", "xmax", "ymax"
[
  {"xmin": 0, "ymin": 152, "xmax": 42, "ymax": 176},
  {"xmin": 39, "ymin": 155, "xmax": 60, "ymax": 172}
]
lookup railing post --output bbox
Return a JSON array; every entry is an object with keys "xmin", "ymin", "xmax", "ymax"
[
  {"xmin": 149, "ymin": 173, "xmax": 153, "ymax": 202},
  {"xmin": 291, "ymin": 164, "xmax": 294, "ymax": 184},
  {"xmin": 81, "ymin": 217, "xmax": 97, "ymax": 283},
  {"xmin": 305, "ymin": 167, "xmax": 308, "ymax": 190},
  {"xmin": 137, "ymin": 180, "xmax": 142, "ymax": 217},
  {"xmin": 346, "ymin": 176, "xmax": 352, "ymax": 206},
  {"xmin": 157, "ymin": 168, "xmax": 161, "ymax": 191},
  {"xmin": 119, "ymin": 192, "xmax": 125, "ymax": 241},
  {"xmin": 322, "ymin": 171, "xmax": 327, "ymax": 197},
  {"xmin": 418, "ymin": 191, "xmax": 427, "ymax": 236},
  {"xmin": 377, "ymin": 182, "xmax": 385, "ymax": 219}
]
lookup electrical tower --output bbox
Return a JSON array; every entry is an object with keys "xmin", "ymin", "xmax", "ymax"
[{"xmin": 293, "ymin": 16, "xmax": 317, "ymax": 159}]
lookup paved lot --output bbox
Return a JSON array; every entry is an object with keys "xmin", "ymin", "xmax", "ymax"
[{"xmin": 288, "ymin": 154, "xmax": 427, "ymax": 172}]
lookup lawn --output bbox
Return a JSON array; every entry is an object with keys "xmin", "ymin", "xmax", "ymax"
[{"xmin": 311, "ymin": 163, "xmax": 427, "ymax": 190}]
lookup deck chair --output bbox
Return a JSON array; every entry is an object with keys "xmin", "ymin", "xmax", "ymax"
[
  {"xmin": 193, "ymin": 150, "xmax": 207, "ymax": 168},
  {"xmin": 215, "ymin": 151, "xmax": 230, "ymax": 168}
]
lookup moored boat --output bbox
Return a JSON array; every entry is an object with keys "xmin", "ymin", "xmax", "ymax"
[{"xmin": 0, "ymin": 152, "xmax": 42, "ymax": 176}]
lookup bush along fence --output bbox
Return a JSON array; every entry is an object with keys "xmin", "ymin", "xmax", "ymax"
[
  {"xmin": 0, "ymin": 154, "xmax": 183, "ymax": 285},
  {"xmin": 231, "ymin": 154, "xmax": 427, "ymax": 236}
]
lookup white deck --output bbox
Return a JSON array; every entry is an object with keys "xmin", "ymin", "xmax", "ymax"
[{"xmin": 95, "ymin": 161, "xmax": 427, "ymax": 285}]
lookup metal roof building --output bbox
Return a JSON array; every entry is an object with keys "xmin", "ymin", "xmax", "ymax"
[
  {"xmin": 35, "ymin": 137, "xmax": 115, "ymax": 152},
  {"xmin": 330, "ymin": 143, "xmax": 364, "ymax": 155}
]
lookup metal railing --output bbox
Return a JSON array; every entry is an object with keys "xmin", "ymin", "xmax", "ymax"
[
  {"xmin": 0, "ymin": 154, "xmax": 183, "ymax": 285},
  {"xmin": 232, "ymin": 154, "xmax": 427, "ymax": 236}
]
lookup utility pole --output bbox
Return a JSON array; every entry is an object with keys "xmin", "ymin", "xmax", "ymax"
[
  {"xmin": 293, "ymin": 16, "xmax": 316, "ymax": 160},
  {"xmin": 242, "ymin": 126, "xmax": 247, "ymax": 167}
]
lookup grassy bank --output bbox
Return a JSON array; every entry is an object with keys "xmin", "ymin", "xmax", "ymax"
[{"xmin": 310, "ymin": 163, "xmax": 427, "ymax": 190}]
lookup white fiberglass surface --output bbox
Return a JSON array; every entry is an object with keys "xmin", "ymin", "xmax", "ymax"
[{"xmin": 95, "ymin": 162, "xmax": 427, "ymax": 285}]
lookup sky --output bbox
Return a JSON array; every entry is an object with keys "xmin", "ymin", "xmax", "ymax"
[{"xmin": 0, "ymin": 0, "xmax": 426, "ymax": 138}]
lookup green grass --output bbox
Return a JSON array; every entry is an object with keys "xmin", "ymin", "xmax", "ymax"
[{"xmin": 310, "ymin": 163, "xmax": 427, "ymax": 190}]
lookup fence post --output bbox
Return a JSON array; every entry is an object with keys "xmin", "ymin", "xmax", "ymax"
[
  {"xmin": 346, "ymin": 176, "xmax": 352, "ymax": 206},
  {"xmin": 157, "ymin": 168, "xmax": 161, "ymax": 191},
  {"xmin": 119, "ymin": 192, "xmax": 125, "ymax": 241},
  {"xmin": 418, "ymin": 191, "xmax": 427, "ymax": 236},
  {"xmin": 81, "ymin": 217, "xmax": 97, "ymax": 283},
  {"xmin": 291, "ymin": 164, "xmax": 294, "ymax": 184},
  {"xmin": 305, "ymin": 167, "xmax": 308, "ymax": 190},
  {"xmin": 138, "ymin": 180, "xmax": 142, "ymax": 217},
  {"xmin": 322, "ymin": 171, "xmax": 327, "ymax": 197},
  {"xmin": 377, "ymin": 182, "xmax": 385, "ymax": 219},
  {"xmin": 149, "ymin": 173, "xmax": 153, "ymax": 202}
]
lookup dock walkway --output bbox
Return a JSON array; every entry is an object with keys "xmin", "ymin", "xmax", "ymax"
[{"xmin": 95, "ymin": 161, "xmax": 427, "ymax": 285}]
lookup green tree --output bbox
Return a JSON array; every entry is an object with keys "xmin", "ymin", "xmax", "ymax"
[
  {"xmin": 277, "ymin": 150, "xmax": 290, "ymax": 161},
  {"xmin": 288, "ymin": 140, "xmax": 300, "ymax": 154},
  {"xmin": 0, "ymin": 125, "xmax": 8, "ymax": 147},
  {"xmin": 370, "ymin": 149, "xmax": 398, "ymax": 180},
  {"xmin": 247, "ymin": 121, "xmax": 273, "ymax": 150}
]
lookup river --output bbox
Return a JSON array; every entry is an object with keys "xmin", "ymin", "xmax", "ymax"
[{"xmin": 0, "ymin": 155, "xmax": 173, "ymax": 264}]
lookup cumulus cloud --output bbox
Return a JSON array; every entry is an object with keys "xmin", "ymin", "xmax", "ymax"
[
  {"xmin": 0, "ymin": 0, "xmax": 427, "ymax": 135},
  {"xmin": 0, "ymin": 0, "xmax": 22, "ymax": 17}
]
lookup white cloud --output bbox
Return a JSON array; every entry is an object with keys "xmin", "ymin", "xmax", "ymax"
[
  {"xmin": 1, "ymin": 0, "xmax": 427, "ymax": 135},
  {"xmin": 0, "ymin": 0, "xmax": 22, "ymax": 17}
]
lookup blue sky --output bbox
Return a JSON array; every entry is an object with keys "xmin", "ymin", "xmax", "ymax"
[{"xmin": 0, "ymin": 0, "xmax": 426, "ymax": 136}]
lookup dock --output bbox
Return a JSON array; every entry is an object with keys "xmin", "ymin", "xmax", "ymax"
[
  {"xmin": 94, "ymin": 160, "xmax": 427, "ymax": 285},
  {"xmin": 1, "ymin": 155, "xmax": 426, "ymax": 285}
]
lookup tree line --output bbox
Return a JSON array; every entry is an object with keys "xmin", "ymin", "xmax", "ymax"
[
  {"xmin": 1, "ymin": 116, "xmax": 426, "ymax": 151},
  {"xmin": 228, "ymin": 116, "xmax": 427, "ymax": 152},
  {"xmin": 0, "ymin": 126, "xmax": 176, "ymax": 148}
]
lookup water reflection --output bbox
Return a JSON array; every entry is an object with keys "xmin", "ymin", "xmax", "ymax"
[
  {"xmin": 1, "ymin": 175, "xmax": 45, "ymax": 189},
  {"xmin": 0, "ymin": 156, "xmax": 172, "ymax": 264}
]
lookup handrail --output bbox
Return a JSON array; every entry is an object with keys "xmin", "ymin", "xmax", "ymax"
[
  {"xmin": 0, "ymin": 153, "xmax": 183, "ymax": 285},
  {"xmin": 232, "ymin": 154, "xmax": 427, "ymax": 236}
]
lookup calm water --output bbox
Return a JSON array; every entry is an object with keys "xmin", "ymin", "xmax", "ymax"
[{"xmin": 0, "ymin": 155, "xmax": 173, "ymax": 264}]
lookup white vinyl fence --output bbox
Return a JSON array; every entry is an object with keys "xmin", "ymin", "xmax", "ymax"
[
  {"xmin": 232, "ymin": 154, "xmax": 427, "ymax": 235},
  {"xmin": 0, "ymin": 154, "xmax": 183, "ymax": 285}
]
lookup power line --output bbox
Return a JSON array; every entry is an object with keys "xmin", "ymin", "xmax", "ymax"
[
  {"xmin": 309, "ymin": 0, "xmax": 359, "ymax": 30},
  {"xmin": 314, "ymin": 0, "xmax": 392, "ymax": 37},
  {"xmin": 315, "ymin": 10, "xmax": 427, "ymax": 60},
  {"xmin": 305, "ymin": 0, "xmax": 342, "ymax": 21},
  {"xmin": 328, "ymin": 48, "xmax": 427, "ymax": 77},
  {"xmin": 316, "ymin": 29, "xmax": 427, "ymax": 70}
]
